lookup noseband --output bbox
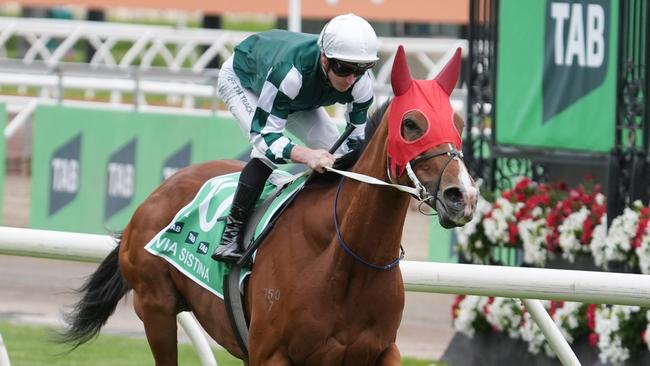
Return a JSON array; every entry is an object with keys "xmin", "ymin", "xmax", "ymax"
[{"xmin": 403, "ymin": 148, "xmax": 464, "ymax": 215}]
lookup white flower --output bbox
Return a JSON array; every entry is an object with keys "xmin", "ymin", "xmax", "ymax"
[
  {"xmin": 558, "ymin": 207, "xmax": 590, "ymax": 262},
  {"xmin": 483, "ymin": 197, "xmax": 520, "ymax": 245},
  {"xmin": 485, "ymin": 298, "xmax": 524, "ymax": 339},
  {"xmin": 453, "ymin": 296, "xmax": 489, "ymax": 338},
  {"xmin": 602, "ymin": 208, "xmax": 639, "ymax": 266},
  {"xmin": 518, "ymin": 218, "xmax": 548, "ymax": 266},
  {"xmin": 590, "ymin": 215, "xmax": 608, "ymax": 267},
  {"xmin": 455, "ymin": 196, "xmax": 493, "ymax": 264},
  {"xmin": 552, "ymin": 302, "xmax": 583, "ymax": 344},
  {"xmin": 520, "ymin": 301, "xmax": 555, "ymax": 357},
  {"xmin": 595, "ymin": 305, "xmax": 641, "ymax": 364}
]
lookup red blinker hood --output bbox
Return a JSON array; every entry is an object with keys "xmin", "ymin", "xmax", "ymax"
[{"xmin": 387, "ymin": 45, "xmax": 462, "ymax": 177}]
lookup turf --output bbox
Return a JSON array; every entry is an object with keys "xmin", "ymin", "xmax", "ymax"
[{"xmin": 0, "ymin": 321, "xmax": 441, "ymax": 365}]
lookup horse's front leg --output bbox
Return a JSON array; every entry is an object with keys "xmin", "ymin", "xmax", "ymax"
[{"xmin": 375, "ymin": 343, "xmax": 401, "ymax": 366}]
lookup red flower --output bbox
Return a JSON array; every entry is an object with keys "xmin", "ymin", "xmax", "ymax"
[
  {"xmin": 515, "ymin": 177, "xmax": 532, "ymax": 192},
  {"xmin": 588, "ymin": 332, "xmax": 599, "ymax": 347},
  {"xmin": 549, "ymin": 301, "xmax": 563, "ymax": 318},
  {"xmin": 633, "ymin": 217, "xmax": 649, "ymax": 249},
  {"xmin": 483, "ymin": 297, "xmax": 495, "ymax": 316},
  {"xmin": 586, "ymin": 304, "xmax": 597, "ymax": 330},
  {"xmin": 451, "ymin": 295, "xmax": 465, "ymax": 319},
  {"xmin": 508, "ymin": 222, "xmax": 519, "ymax": 245},
  {"xmin": 581, "ymin": 219, "xmax": 594, "ymax": 245}
]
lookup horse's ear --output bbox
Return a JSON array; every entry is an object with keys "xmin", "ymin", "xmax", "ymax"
[
  {"xmin": 391, "ymin": 45, "xmax": 412, "ymax": 96},
  {"xmin": 434, "ymin": 47, "xmax": 462, "ymax": 96}
]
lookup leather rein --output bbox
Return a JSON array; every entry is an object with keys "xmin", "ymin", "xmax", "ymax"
[{"xmin": 332, "ymin": 146, "xmax": 464, "ymax": 271}]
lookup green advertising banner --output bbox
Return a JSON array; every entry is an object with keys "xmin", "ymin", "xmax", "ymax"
[
  {"xmin": 31, "ymin": 106, "xmax": 250, "ymax": 234},
  {"xmin": 496, "ymin": 0, "xmax": 618, "ymax": 152}
]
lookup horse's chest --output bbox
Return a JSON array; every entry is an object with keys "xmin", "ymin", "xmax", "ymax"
[
  {"xmin": 298, "ymin": 331, "xmax": 392, "ymax": 366},
  {"xmin": 287, "ymin": 302, "xmax": 402, "ymax": 364}
]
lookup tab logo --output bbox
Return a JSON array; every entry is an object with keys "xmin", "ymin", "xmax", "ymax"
[
  {"xmin": 185, "ymin": 231, "xmax": 198, "ymax": 244},
  {"xmin": 166, "ymin": 221, "xmax": 184, "ymax": 233},
  {"xmin": 104, "ymin": 139, "xmax": 136, "ymax": 221},
  {"xmin": 162, "ymin": 142, "xmax": 191, "ymax": 181},
  {"xmin": 197, "ymin": 241, "xmax": 210, "ymax": 255},
  {"xmin": 543, "ymin": 0, "xmax": 609, "ymax": 122},
  {"xmin": 49, "ymin": 134, "xmax": 81, "ymax": 215}
]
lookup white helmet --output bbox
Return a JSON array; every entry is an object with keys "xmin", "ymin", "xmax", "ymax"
[{"xmin": 318, "ymin": 13, "xmax": 379, "ymax": 64}]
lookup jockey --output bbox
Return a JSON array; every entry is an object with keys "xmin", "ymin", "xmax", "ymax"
[{"xmin": 211, "ymin": 13, "xmax": 379, "ymax": 263}]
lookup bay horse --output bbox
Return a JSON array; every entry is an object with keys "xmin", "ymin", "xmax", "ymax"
[{"xmin": 60, "ymin": 46, "xmax": 478, "ymax": 365}]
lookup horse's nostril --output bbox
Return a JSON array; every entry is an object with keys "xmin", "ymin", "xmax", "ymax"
[{"xmin": 443, "ymin": 187, "xmax": 465, "ymax": 210}]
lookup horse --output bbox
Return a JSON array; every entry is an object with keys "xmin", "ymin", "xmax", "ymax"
[{"xmin": 60, "ymin": 45, "xmax": 478, "ymax": 365}]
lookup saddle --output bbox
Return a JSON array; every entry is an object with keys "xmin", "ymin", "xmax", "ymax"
[
  {"xmin": 144, "ymin": 170, "xmax": 306, "ymax": 347},
  {"xmin": 223, "ymin": 170, "xmax": 307, "ymax": 355}
]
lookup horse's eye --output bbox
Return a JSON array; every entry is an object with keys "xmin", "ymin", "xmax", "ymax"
[{"xmin": 404, "ymin": 118, "xmax": 418, "ymax": 130}]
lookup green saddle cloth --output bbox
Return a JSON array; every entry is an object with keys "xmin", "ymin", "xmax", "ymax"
[{"xmin": 144, "ymin": 170, "xmax": 307, "ymax": 298}]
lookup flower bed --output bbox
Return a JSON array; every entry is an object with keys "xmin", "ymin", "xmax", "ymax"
[
  {"xmin": 452, "ymin": 296, "xmax": 649, "ymax": 364},
  {"xmin": 453, "ymin": 177, "xmax": 650, "ymax": 363}
]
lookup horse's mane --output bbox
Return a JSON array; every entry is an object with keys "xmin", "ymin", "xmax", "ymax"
[
  {"xmin": 308, "ymin": 99, "xmax": 390, "ymax": 185},
  {"xmin": 331, "ymin": 99, "xmax": 391, "ymax": 171}
]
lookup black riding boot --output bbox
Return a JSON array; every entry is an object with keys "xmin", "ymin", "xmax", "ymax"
[{"xmin": 211, "ymin": 158, "xmax": 272, "ymax": 263}]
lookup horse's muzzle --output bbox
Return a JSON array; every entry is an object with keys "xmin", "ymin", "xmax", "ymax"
[{"xmin": 434, "ymin": 185, "xmax": 477, "ymax": 228}]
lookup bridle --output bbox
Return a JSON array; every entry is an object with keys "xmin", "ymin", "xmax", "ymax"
[
  {"xmin": 404, "ymin": 146, "xmax": 464, "ymax": 216},
  {"xmin": 331, "ymin": 145, "xmax": 463, "ymax": 271}
]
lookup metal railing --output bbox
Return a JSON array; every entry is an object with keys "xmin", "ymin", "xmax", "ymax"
[
  {"xmin": 4, "ymin": 226, "xmax": 650, "ymax": 365},
  {"xmin": 0, "ymin": 16, "xmax": 468, "ymax": 119}
]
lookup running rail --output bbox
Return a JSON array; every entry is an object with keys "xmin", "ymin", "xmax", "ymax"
[
  {"xmin": 0, "ymin": 227, "xmax": 216, "ymax": 366},
  {"xmin": 0, "ymin": 17, "xmax": 468, "ymax": 119},
  {"xmin": 4, "ymin": 227, "xmax": 648, "ymax": 365}
]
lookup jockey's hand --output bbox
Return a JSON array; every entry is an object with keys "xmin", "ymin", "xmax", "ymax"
[{"xmin": 291, "ymin": 146, "xmax": 336, "ymax": 173}]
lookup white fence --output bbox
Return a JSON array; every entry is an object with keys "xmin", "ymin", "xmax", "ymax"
[
  {"xmin": 3, "ymin": 227, "xmax": 649, "ymax": 365},
  {"xmin": 0, "ymin": 16, "xmax": 468, "ymax": 121}
]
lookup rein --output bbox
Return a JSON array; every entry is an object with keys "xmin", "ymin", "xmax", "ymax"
[
  {"xmin": 333, "ymin": 177, "xmax": 405, "ymax": 271},
  {"xmin": 325, "ymin": 146, "xmax": 463, "ymax": 271},
  {"xmin": 326, "ymin": 147, "xmax": 463, "ymax": 206}
]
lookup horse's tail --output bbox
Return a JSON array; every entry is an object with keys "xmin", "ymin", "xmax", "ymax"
[{"xmin": 58, "ymin": 233, "xmax": 131, "ymax": 349}]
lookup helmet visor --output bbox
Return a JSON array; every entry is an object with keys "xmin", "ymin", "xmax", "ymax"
[{"xmin": 329, "ymin": 58, "xmax": 375, "ymax": 77}]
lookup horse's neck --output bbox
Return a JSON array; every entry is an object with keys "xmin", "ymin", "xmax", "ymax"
[{"xmin": 334, "ymin": 123, "xmax": 411, "ymax": 270}]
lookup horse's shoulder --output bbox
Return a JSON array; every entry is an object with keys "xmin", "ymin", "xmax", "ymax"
[
  {"xmin": 166, "ymin": 159, "xmax": 245, "ymax": 184},
  {"xmin": 184, "ymin": 159, "xmax": 246, "ymax": 177}
]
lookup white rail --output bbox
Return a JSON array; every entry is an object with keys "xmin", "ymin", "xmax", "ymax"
[
  {"xmin": 0, "ymin": 16, "xmax": 468, "ymax": 118},
  {"xmin": 0, "ymin": 334, "xmax": 9, "ymax": 366},
  {"xmin": 0, "ymin": 226, "xmax": 216, "ymax": 365},
  {"xmin": 4, "ymin": 227, "xmax": 640, "ymax": 365},
  {"xmin": 401, "ymin": 261, "xmax": 650, "ymax": 307}
]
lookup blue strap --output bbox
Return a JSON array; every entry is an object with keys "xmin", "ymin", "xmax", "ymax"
[{"xmin": 333, "ymin": 177, "xmax": 405, "ymax": 271}]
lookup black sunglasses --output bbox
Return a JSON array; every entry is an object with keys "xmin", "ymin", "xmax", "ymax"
[{"xmin": 329, "ymin": 58, "xmax": 375, "ymax": 77}]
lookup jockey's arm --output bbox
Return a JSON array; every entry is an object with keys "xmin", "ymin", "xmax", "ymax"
[
  {"xmin": 290, "ymin": 145, "xmax": 335, "ymax": 174},
  {"xmin": 343, "ymin": 73, "xmax": 374, "ymax": 152}
]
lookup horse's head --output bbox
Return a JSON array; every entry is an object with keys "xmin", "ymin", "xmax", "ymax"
[{"xmin": 387, "ymin": 46, "xmax": 478, "ymax": 228}]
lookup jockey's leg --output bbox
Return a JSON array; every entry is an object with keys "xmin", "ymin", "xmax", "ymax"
[
  {"xmin": 213, "ymin": 55, "xmax": 272, "ymax": 263},
  {"xmin": 211, "ymin": 158, "xmax": 272, "ymax": 263},
  {"xmin": 286, "ymin": 108, "xmax": 344, "ymax": 152}
]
